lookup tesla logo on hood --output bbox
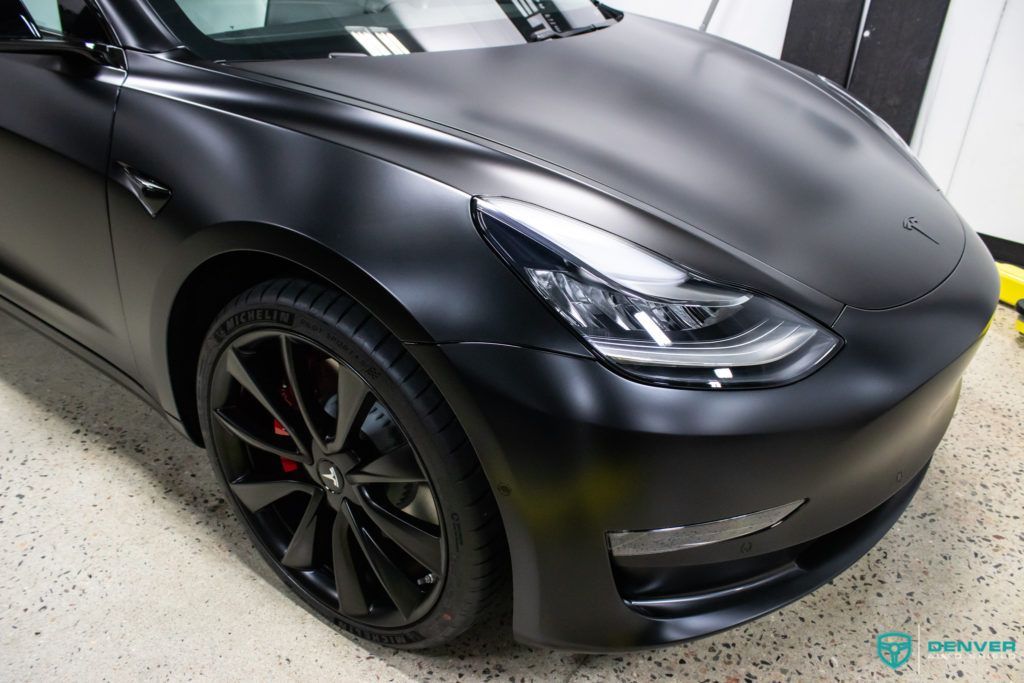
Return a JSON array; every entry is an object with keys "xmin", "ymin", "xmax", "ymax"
[{"xmin": 902, "ymin": 216, "xmax": 939, "ymax": 245}]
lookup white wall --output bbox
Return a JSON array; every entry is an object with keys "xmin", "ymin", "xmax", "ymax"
[
  {"xmin": 914, "ymin": 0, "xmax": 1023, "ymax": 245},
  {"xmin": 608, "ymin": 0, "xmax": 794, "ymax": 58}
]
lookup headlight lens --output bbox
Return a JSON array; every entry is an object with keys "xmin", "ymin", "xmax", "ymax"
[{"xmin": 475, "ymin": 198, "xmax": 842, "ymax": 389}]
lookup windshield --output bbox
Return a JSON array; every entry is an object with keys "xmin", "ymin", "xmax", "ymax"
[{"xmin": 147, "ymin": 0, "xmax": 620, "ymax": 61}]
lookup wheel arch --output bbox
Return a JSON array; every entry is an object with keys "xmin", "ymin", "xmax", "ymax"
[
  {"xmin": 157, "ymin": 222, "xmax": 432, "ymax": 445},
  {"xmin": 154, "ymin": 223, "xmax": 518, "ymax": 634}
]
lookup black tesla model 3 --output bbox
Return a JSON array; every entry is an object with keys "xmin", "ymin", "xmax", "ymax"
[{"xmin": 0, "ymin": 0, "xmax": 999, "ymax": 651}]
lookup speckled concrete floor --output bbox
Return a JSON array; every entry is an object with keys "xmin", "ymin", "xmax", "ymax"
[{"xmin": 0, "ymin": 304, "xmax": 1021, "ymax": 682}]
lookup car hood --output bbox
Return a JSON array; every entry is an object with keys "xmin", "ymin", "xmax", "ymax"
[{"xmin": 234, "ymin": 15, "xmax": 965, "ymax": 311}]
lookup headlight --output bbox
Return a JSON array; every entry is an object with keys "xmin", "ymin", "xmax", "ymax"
[{"xmin": 475, "ymin": 198, "xmax": 842, "ymax": 389}]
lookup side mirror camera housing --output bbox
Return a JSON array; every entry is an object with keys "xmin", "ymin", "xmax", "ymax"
[
  {"xmin": 0, "ymin": 0, "xmax": 122, "ymax": 67},
  {"xmin": 0, "ymin": 37, "xmax": 121, "ymax": 66}
]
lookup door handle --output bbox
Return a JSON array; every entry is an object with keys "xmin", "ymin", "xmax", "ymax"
[{"xmin": 118, "ymin": 162, "xmax": 172, "ymax": 218}]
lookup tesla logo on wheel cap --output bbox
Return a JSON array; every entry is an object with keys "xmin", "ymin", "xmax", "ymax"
[{"xmin": 318, "ymin": 461, "xmax": 343, "ymax": 492}]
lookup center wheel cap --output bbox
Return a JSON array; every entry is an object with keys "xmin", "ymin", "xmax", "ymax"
[{"xmin": 317, "ymin": 460, "xmax": 345, "ymax": 493}]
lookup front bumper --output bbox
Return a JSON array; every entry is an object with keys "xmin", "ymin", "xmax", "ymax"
[{"xmin": 411, "ymin": 230, "xmax": 998, "ymax": 651}]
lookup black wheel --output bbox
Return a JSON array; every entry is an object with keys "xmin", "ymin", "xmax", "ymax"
[{"xmin": 197, "ymin": 279, "xmax": 508, "ymax": 648}]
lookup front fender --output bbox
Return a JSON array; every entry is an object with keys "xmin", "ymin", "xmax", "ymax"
[{"xmin": 108, "ymin": 53, "xmax": 589, "ymax": 421}]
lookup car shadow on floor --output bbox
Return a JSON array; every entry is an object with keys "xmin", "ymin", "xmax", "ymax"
[{"xmin": 0, "ymin": 312, "xmax": 540, "ymax": 666}]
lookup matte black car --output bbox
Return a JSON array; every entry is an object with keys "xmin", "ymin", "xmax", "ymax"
[{"xmin": 0, "ymin": 0, "xmax": 999, "ymax": 651}]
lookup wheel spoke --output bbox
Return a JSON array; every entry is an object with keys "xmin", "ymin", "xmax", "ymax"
[
  {"xmin": 343, "ymin": 501, "xmax": 422, "ymax": 619},
  {"xmin": 360, "ymin": 495, "xmax": 442, "ymax": 575},
  {"xmin": 345, "ymin": 444, "xmax": 425, "ymax": 485},
  {"xmin": 326, "ymin": 365, "xmax": 370, "ymax": 454},
  {"xmin": 230, "ymin": 480, "xmax": 317, "ymax": 513},
  {"xmin": 225, "ymin": 347, "xmax": 311, "ymax": 459},
  {"xmin": 214, "ymin": 409, "xmax": 309, "ymax": 464},
  {"xmin": 281, "ymin": 490, "xmax": 324, "ymax": 569},
  {"xmin": 280, "ymin": 336, "xmax": 330, "ymax": 454},
  {"xmin": 332, "ymin": 505, "xmax": 369, "ymax": 617},
  {"xmin": 212, "ymin": 328, "xmax": 446, "ymax": 629}
]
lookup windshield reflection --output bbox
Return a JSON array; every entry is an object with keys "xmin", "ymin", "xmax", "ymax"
[{"xmin": 162, "ymin": 0, "xmax": 620, "ymax": 60}]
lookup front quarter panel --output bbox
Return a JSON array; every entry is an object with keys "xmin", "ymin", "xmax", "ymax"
[{"xmin": 109, "ymin": 51, "xmax": 594, "ymax": 416}]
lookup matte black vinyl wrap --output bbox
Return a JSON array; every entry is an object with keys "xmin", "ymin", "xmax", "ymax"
[
  {"xmin": 410, "ymin": 230, "xmax": 997, "ymax": 650},
  {"xmin": 0, "ymin": 51, "xmax": 134, "ymax": 372},
  {"xmin": 108, "ymin": 47, "xmax": 848, "ymax": 416},
  {"xmin": 1, "ymin": 1, "xmax": 1002, "ymax": 652},
  {"xmin": 236, "ymin": 15, "xmax": 965, "ymax": 311},
  {"xmin": 108, "ymin": 24, "xmax": 973, "ymax": 423}
]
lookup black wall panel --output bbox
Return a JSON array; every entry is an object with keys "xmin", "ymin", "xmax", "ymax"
[
  {"xmin": 783, "ymin": 0, "xmax": 951, "ymax": 143},
  {"xmin": 782, "ymin": 0, "xmax": 866, "ymax": 85},
  {"xmin": 847, "ymin": 0, "xmax": 951, "ymax": 142}
]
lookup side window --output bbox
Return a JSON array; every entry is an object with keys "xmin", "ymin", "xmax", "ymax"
[{"xmin": 20, "ymin": 0, "xmax": 61, "ymax": 34}]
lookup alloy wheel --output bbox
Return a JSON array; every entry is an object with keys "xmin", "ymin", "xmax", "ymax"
[{"xmin": 208, "ymin": 330, "xmax": 445, "ymax": 628}]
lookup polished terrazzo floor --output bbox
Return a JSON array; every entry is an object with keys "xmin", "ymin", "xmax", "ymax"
[{"xmin": 0, "ymin": 304, "xmax": 1021, "ymax": 682}]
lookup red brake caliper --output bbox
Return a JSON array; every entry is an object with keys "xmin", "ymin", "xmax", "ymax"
[{"xmin": 275, "ymin": 385, "xmax": 300, "ymax": 473}]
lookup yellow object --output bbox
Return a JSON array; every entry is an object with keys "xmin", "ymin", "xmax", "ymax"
[{"xmin": 997, "ymin": 262, "xmax": 1024, "ymax": 306}]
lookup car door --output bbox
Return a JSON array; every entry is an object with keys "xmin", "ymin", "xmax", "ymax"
[{"xmin": 0, "ymin": 0, "xmax": 134, "ymax": 372}]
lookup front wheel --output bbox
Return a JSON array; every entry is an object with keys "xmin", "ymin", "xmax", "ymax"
[{"xmin": 197, "ymin": 279, "xmax": 508, "ymax": 648}]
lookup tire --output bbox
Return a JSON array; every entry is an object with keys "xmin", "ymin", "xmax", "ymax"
[{"xmin": 196, "ymin": 278, "xmax": 509, "ymax": 648}]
